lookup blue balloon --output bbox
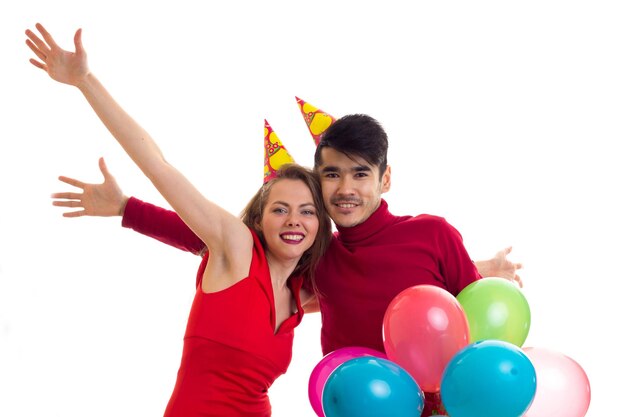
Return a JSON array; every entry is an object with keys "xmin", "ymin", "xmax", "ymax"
[
  {"xmin": 441, "ymin": 340, "xmax": 536, "ymax": 417},
  {"xmin": 322, "ymin": 356, "xmax": 424, "ymax": 417}
]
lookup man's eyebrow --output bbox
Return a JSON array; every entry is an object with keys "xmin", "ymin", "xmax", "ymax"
[{"xmin": 321, "ymin": 165, "xmax": 372, "ymax": 173}]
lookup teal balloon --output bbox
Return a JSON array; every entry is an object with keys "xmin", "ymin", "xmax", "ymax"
[
  {"xmin": 456, "ymin": 277, "xmax": 531, "ymax": 346},
  {"xmin": 441, "ymin": 340, "xmax": 537, "ymax": 417},
  {"xmin": 322, "ymin": 356, "xmax": 424, "ymax": 417}
]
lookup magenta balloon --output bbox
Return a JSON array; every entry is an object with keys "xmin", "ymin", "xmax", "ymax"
[
  {"xmin": 308, "ymin": 346, "xmax": 386, "ymax": 417},
  {"xmin": 383, "ymin": 285, "xmax": 470, "ymax": 392},
  {"xmin": 522, "ymin": 347, "xmax": 591, "ymax": 417}
]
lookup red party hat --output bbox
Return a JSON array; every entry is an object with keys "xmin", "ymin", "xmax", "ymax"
[
  {"xmin": 264, "ymin": 119, "xmax": 295, "ymax": 183},
  {"xmin": 295, "ymin": 96, "xmax": 336, "ymax": 146}
]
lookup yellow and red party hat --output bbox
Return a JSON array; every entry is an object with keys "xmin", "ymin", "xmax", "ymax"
[
  {"xmin": 295, "ymin": 96, "xmax": 336, "ymax": 146},
  {"xmin": 264, "ymin": 119, "xmax": 295, "ymax": 183}
]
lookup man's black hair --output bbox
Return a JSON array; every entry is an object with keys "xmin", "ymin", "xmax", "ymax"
[{"xmin": 314, "ymin": 114, "xmax": 388, "ymax": 177}]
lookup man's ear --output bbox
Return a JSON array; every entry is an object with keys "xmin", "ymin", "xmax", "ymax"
[{"xmin": 381, "ymin": 165, "xmax": 391, "ymax": 193}]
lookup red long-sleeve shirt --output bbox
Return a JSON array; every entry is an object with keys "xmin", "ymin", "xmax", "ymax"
[
  {"xmin": 121, "ymin": 197, "xmax": 481, "ymax": 416},
  {"xmin": 315, "ymin": 199, "xmax": 481, "ymax": 355}
]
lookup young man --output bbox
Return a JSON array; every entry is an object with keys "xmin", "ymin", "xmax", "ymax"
[
  {"xmin": 53, "ymin": 114, "xmax": 521, "ymax": 416},
  {"xmin": 310, "ymin": 114, "xmax": 482, "ymax": 355}
]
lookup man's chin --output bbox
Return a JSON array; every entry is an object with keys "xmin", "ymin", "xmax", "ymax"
[{"xmin": 331, "ymin": 214, "xmax": 364, "ymax": 229}]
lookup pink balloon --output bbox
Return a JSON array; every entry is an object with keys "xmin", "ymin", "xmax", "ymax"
[
  {"xmin": 308, "ymin": 346, "xmax": 386, "ymax": 417},
  {"xmin": 383, "ymin": 285, "xmax": 470, "ymax": 392},
  {"xmin": 522, "ymin": 347, "xmax": 590, "ymax": 417}
]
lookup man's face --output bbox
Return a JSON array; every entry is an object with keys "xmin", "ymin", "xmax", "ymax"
[{"xmin": 317, "ymin": 147, "xmax": 391, "ymax": 228}]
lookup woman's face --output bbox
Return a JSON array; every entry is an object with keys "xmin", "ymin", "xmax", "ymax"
[{"xmin": 260, "ymin": 178, "xmax": 320, "ymax": 264}]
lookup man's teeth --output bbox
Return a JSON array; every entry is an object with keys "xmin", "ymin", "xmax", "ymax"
[
  {"xmin": 337, "ymin": 203, "xmax": 356, "ymax": 208},
  {"xmin": 282, "ymin": 234, "xmax": 304, "ymax": 241}
]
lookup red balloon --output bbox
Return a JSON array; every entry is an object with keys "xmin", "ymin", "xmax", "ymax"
[{"xmin": 383, "ymin": 285, "xmax": 470, "ymax": 392}]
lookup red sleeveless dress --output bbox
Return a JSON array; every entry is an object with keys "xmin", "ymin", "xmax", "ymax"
[{"xmin": 163, "ymin": 230, "xmax": 304, "ymax": 417}]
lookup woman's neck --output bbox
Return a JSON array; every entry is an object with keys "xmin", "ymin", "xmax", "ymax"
[{"xmin": 265, "ymin": 253, "xmax": 299, "ymax": 288}]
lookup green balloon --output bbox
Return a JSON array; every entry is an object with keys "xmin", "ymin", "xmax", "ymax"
[{"xmin": 456, "ymin": 278, "xmax": 531, "ymax": 347}]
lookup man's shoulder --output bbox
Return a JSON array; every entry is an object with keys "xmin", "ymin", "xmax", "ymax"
[
  {"xmin": 398, "ymin": 212, "xmax": 448, "ymax": 227},
  {"xmin": 389, "ymin": 213, "xmax": 464, "ymax": 246},
  {"xmin": 411, "ymin": 213, "xmax": 446, "ymax": 222}
]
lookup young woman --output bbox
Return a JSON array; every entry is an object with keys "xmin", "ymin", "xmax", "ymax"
[{"xmin": 25, "ymin": 23, "xmax": 332, "ymax": 416}]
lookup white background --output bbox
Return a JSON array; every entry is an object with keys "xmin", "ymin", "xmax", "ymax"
[{"xmin": 1, "ymin": 1, "xmax": 624, "ymax": 416}]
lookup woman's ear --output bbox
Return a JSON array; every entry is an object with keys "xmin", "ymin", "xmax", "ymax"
[{"xmin": 254, "ymin": 216, "xmax": 263, "ymax": 233}]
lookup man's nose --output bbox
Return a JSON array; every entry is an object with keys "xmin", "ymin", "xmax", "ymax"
[{"xmin": 336, "ymin": 177, "xmax": 355, "ymax": 195}]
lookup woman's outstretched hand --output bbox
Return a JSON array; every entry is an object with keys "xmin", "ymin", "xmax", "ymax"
[{"xmin": 25, "ymin": 23, "xmax": 89, "ymax": 87}]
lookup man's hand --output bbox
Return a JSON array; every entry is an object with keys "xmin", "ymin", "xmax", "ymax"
[
  {"xmin": 51, "ymin": 157, "xmax": 128, "ymax": 218},
  {"xmin": 475, "ymin": 246, "xmax": 523, "ymax": 287}
]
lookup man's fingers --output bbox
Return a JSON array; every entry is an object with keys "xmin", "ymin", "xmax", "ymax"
[
  {"xmin": 502, "ymin": 275, "xmax": 523, "ymax": 288},
  {"xmin": 497, "ymin": 246, "xmax": 512, "ymax": 257},
  {"xmin": 62, "ymin": 210, "xmax": 85, "ymax": 218},
  {"xmin": 98, "ymin": 157, "xmax": 112, "ymax": 179},
  {"xmin": 51, "ymin": 191, "xmax": 83, "ymax": 200},
  {"xmin": 57, "ymin": 176, "xmax": 85, "ymax": 188},
  {"xmin": 53, "ymin": 200, "xmax": 83, "ymax": 208}
]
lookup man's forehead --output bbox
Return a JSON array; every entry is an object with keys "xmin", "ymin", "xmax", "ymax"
[{"xmin": 318, "ymin": 148, "xmax": 375, "ymax": 171}]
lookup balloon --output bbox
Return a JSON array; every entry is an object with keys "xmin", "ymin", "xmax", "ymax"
[
  {"xmin": 441, "ymin": 339, "xmax": 537, "ymax": 417},
  {"xmin": 456, "ymin": 277, "xmax": 531, "ymax": 346},
  {"xmin": 308, "ymin": 347, "xmax": 387, "ymax": 417},
  {"xmin": 522, "ymin": 347, "xmax": 591, "ymax": 417},
  {"xmin": 382, "ymin": 284, "xmax": 470, "ymax": 392},
  {"xmin": 322, "ymin": 356, "xmax": 424, "ymax": 417}
]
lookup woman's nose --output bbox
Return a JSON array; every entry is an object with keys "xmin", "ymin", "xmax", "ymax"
[{"xmin": 286, "ymin": 214, "xmax": 300, "ymax": 227}]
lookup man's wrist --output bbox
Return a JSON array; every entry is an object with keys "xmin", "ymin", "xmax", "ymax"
[{"xmin": 118, "ymin": 196, "xmax": 130, "ymax": 216}]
